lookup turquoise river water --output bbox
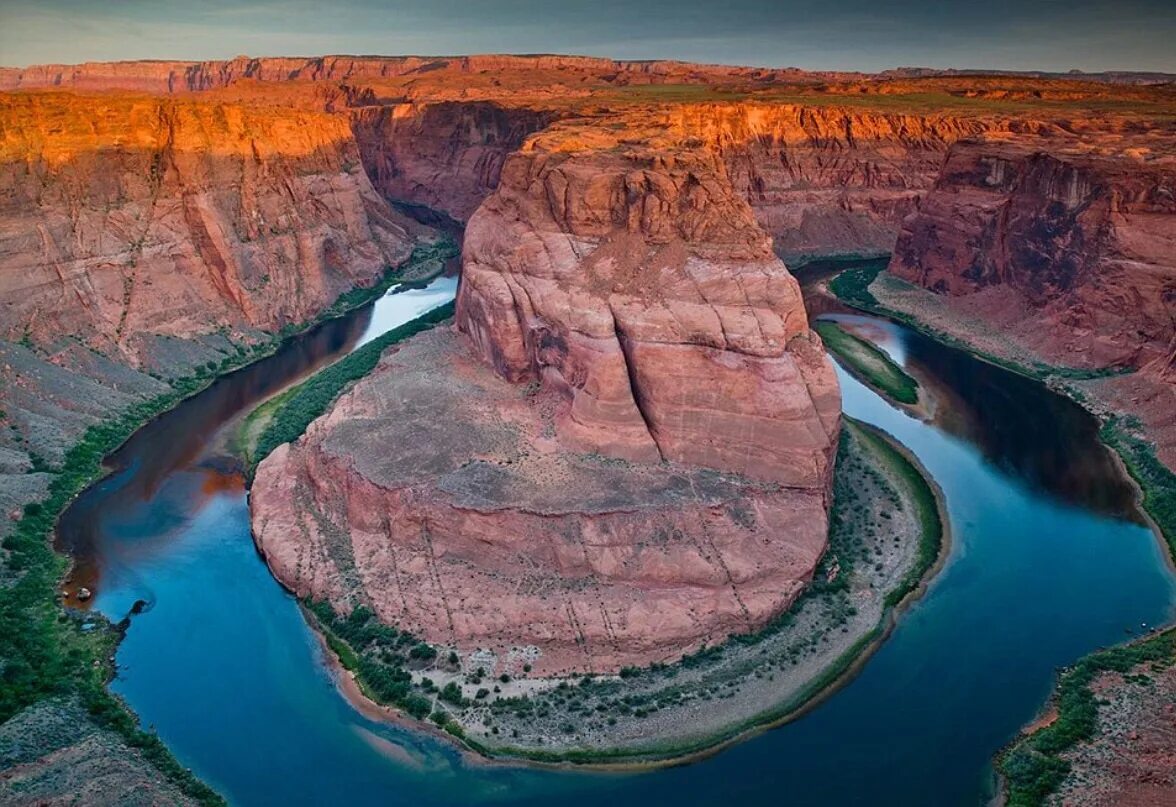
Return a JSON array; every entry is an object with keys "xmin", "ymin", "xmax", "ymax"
[{"xmin": 57, "ymin": 273, "xmax": 1175, "ymax": 805}]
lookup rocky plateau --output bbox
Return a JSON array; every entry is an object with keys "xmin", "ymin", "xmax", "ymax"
[{"xmin": 1, "ymin": 53, "xmax": 1174, "ymax": 793}]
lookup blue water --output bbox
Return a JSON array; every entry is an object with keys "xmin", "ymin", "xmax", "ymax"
[{"xmin": 61, "ymin": 287, "xmax": 1175, "ymax": 806}]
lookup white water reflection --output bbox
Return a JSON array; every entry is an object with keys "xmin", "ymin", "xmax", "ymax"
[{"xmin": 355, "ymin": 275, "xmax": 459, "ymax": 349}]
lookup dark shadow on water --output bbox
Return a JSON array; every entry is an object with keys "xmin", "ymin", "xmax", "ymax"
[
  {"xmin": 55, "ymin": 303, "xmax": 374, "ymax": 595},
  {"xmin": 901, "ymin": 324, "xmax": 1142, "ymax": 522}
]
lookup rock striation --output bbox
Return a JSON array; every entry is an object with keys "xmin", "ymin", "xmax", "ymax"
[
  {"xmin": 458, "ymin": 124, "xmax": 840, "ymax": 484},
  {"xmin": 671, "ymin": 104, "xmax": 1020, "ymax": 260},
  {"xmin": 251, "ymin": 122, "xmax": 841, "ymax": 675},
  {"xmin": 0, "ymin": 91, "xmax": 424, "ymax": 368},
  {"xmin": 251, "ymin": 330, "xmax": 833, "ymax": 676},
  {"xmin": 890, "ymin": 139, "xmax": 1176, "ymax": 374},
  {"xmin": 350, "ymin": 101, "xmax": 555, "ymax": 223}
]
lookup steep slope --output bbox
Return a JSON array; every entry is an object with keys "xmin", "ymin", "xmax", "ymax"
[
  {"xmin": 350, "ymin": 101, "xmax": 555, "ymax": 222},
  {"xmin": 678, "ymin": 104, "xmax": 1021, "ymax": 260},
  {"xmin": 251, "ymin": 120, "xmax": 840, "ymax": 676},
  {"xmin": 0, "ymin": 91, "xmax": 423, "ymax": 367},
  {"xmin": 890, "ymin": 138, "xmax": 1176, "ymax": 373},
  {"xmin": 458, "ymin": 120, "xmax": 840, "ymax": 483}
]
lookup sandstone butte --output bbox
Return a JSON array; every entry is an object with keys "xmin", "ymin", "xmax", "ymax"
[
  {"xmin": 250, "ymin": 122, "xmax": 842, "ymax": 676},
  {"xmin": 2, "ymin": 56, "xmax": 1174, "ymax": 675}
]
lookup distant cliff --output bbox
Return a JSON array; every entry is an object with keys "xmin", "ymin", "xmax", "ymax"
[
  {"xmin": 890, "ymin": 139, "xmax": 1176, "ymax": 376},
  {"xmin": 0, "ymin": 92, "xmax": 422, "ymax": 367}
]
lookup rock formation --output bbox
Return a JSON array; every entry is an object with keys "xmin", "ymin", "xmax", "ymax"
[
  {"xmin": 350, "ymin": 101, "xmax": 555, "ymax": 222},
  {"xmin": 251, "ymin": 330, "xmax": 834, "ymax": 676},
  {"xmin": 251, "ymin": 121, "xmax": 841, "ymax": 675},
  {"xmin": 2, "ymin": 52, "xmax": 1172, "ymax": 680},
  {"xmin": 890, "ymin": 139, "xmax": 1176, "ymax": 374},
  {"xmin": 0, "ymin": 92, "xmax": 424, "ymax": 369},
  {"xmin": 458, "ymin": 124, "xmax": 840, "ymax": 483}
]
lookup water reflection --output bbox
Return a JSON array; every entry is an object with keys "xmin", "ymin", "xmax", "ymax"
[
  {"xmin": 56, "ymin": 276, "xmax": 458, "ymax": 609},
  {"xmin": 822, "ymin": 312, "xmax": 1141, "ymax": 522},
  {"xmin": 52, "ymin": 263, "xmax": 1174, "ymax": 807}
]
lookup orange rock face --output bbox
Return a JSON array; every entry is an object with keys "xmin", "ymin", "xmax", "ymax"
[
  {"xmin": 0, "ymin": 92, "xmax": 423, "ymax": 367},
  {"xmin": 677, "ymin": 104, "xmax": 1016, "ymax": 260}
]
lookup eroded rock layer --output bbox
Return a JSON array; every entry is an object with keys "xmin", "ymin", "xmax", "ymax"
[
  {"xmin": 350, "ymin": 101, "xmax": 555, "ymax": 222},
  {"xmin": 252, "ymin": 116, "xmax": 842, "ymax": 675},
  {"xmin": 0, "ymin": 92, "xmax": 423, "ymax": 366},
  {"xmin": 458, "ymin": 124, "xmax": 840, "ymax": 485},
  {"xmin": 890, "ymin": 139, "xmax": 1176, "ymax": 374},
  {"xmin": 251, "ymin": 329, "xmax": 831, "ymax": 676}
]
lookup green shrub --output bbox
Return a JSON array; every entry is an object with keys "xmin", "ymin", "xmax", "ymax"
[
  {"xmin": 999, "ymin": 629, "xmax": 1175, "ymax": 806},
  {"xmin": 250, "ymin": 302, "xmax": 455, "ymax": 471}
]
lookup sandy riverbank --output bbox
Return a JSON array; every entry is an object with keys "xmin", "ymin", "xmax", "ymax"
[{"xmin": 306, "ymin": 418, "xmax": 950, "ymax": 768}]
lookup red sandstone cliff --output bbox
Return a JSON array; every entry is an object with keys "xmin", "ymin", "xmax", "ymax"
[
  {"xmin": 250, "ymin": 329, "xmax": 833, "ymax": 676},
  {"xmin": 666, "ymin": 104, "xmax": 1036, "ymax": 261},
  {"xmin": 890, "ymin": 139, "xmax": 1176, "ymax": 374},
  {"xmin": 250, "ymin": 121, "xmax": 841, "ymax": 675},
  {"xmin": 458, "ymin": 123, "xmax": 840, "ymax": 484},
  {"xmin": 350, "ymin": 102, "xmax": 555, "ymax": 222},
  {"xmin": 0, "ymin": 92, "xmax": 424, "ymax": 367}
]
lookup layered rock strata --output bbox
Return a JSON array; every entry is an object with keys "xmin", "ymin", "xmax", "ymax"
[
  {"xmin": 350, "ymin": 102, "xmax": 555, "ymax": 222},
  {"xmin": 457, "ymin": 128, "xmax": 840, "ymax": 484},
  {"xmin": 252, "ymin": 128, "xmax": 841, "ymax": 675},
  {"xmin": 890, "ymin": 140, "xmax": 1176, "ymax": 374},
  {"xmin": 0, "ymin": 92, "xmax": 424, "ymax": 366},
  {"xmin": 252, "ymin": 330, "xmax": 833, "ymax": 676}
]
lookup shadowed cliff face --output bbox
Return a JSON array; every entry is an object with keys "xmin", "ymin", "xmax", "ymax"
[
  {"xmin": 457, "ymin": 128, "xmax": 840, "ymax": 485},
  {"xmin": 672, "ymin": 104, "xmax": 1024, "ymax": 260},
  {"xmin": 890, "ymin": 140, "xmax": 1176, "ymax": 374},
  {"xmin": 349, "ymin": 101, "xmax": 556, "ymax": 222},
  {"xmin": 0, "ymin": 93, "xmax": 423, "ymax": 367}
]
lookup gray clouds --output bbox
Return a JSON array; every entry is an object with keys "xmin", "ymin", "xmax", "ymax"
[{"xmin": 0, "ymin": 0, "xmax": 1172, "ymax": 72}]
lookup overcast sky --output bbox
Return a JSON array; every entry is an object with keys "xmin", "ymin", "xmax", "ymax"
[{"xmin": 1, "ymin": 0, "xmax": 1173, "ymax": 73}]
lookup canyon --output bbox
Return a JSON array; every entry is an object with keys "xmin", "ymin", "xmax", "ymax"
[
  {"xmin": 0, "ymin": 53, "xmax": 1174, "ymax": 798},
  {"xmin": 250, "ymin": 119, "xmax": 842, "ymax": 675},
  {"xmin": 886, "ymin": 135, "xmax": 1176, "ymax": 467}
]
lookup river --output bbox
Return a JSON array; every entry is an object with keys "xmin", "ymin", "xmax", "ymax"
[{"xmin": 56, "ymin": 268, "xmax": 1175, "ymax": 806}]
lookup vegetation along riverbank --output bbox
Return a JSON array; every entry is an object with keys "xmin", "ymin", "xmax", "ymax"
[
  {"xmin": 298, "ymin": 416, "xmax": 946, "ymax": 766},
  {"xmin": 826, "ymin": 259, "xmax": 1176, "ymax": 806},
  {"xmin": 0, "ymin": 235, "xmax": 455, "ymax": 805},
  {"xmin": 815, "ymin": 320, "xmax": 920, "ymax": 405}
]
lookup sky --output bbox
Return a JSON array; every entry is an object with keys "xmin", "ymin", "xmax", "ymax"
[{"xmin": 0, "ymin": 0, "xmax": 1173, "ymax": 74}]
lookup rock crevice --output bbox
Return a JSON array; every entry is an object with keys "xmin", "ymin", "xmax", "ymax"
[{"xmin": 252, "ymin": 115, "xmax": 842, "ymax": 675}]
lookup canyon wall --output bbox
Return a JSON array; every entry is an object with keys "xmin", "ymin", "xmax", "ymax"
[
  {"xmin": 890, "ymin": 140, "xmax": 1176, "ymax": 374},
  {"xmin": 350, "ymin": 102, "xmax": 555, "ymax": 222},
  {"xmin": 0, "ymin": 55, "xmax": 859, "ymax": 95},
  {"xmin": 251, "ymin": 121, "xmax": 841, "ymax": 676},
  {"xmin": 0, "ymin": 92, "xmax": 424, "ymax": 368},
  {"xmin": 667, "ymin": 104, "xmax": 1064, "ymax": 262}
]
